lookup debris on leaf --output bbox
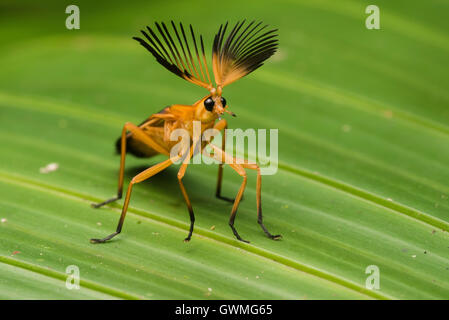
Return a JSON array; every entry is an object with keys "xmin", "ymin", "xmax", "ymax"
[
  {"xmin": 342, "ymin": 124, "xmax": 351, "ymax": 132},
  {"xmin": 12, "ymin": 251, "xmax": 20, "ymax": 255},
  {"xmin": 39, "ymin": 163, "xmax": 59, "ymax": 174},
  {"xmin": 1, "ymin": 218, "xmax": 7, "ymax": 223},
  {"xmin": 383, "ymin": 110, "xmax": 393, "ymax": 119},
  {"xmin": 58, "ymin": 119, "xmax": 68, "ymax": 129},
  {"xmin": 210, "ymin": 225, "xmax": 215, "ymax": 230}
]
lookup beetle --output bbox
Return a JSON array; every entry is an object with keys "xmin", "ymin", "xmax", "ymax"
[{"xmin": 90, "ymin": 20, "xmax": 281, "ymax": 244}]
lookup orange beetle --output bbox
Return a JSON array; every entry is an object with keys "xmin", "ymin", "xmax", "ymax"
[{"xmin": 91, "ymin": 20, "xmax": 281, "ymax": 243}]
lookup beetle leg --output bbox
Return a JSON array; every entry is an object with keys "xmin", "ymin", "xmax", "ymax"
[
  {"xmin": 177, "ymin": 163, "xmax": 195, "ymax": 242},
  {"xmin": 92, "ymin": 122, "xmax": 169, "ymax": 208},
  {"xmin": 176, "ymin": 138, "xmax": 200, "ymax": 242},
  {"xmin": 241, "ymin": 162, "xmax": 282, "ymax": 240},
  {"xmin": 206, "ymin": 144, "xmax": 250, "ymax": 242},
  {"xmin": 228, "ymin": 164, "xmax": 249, "ymax": 243},
  {"xmin": 212, "ymin": 119, "xmax": 238, "ymax": 203},
  {"xmin": 90, "ymin": 157, "xmax": 176, "ymax": 244},
  {"xmin": 207, "ymin": 144, "xmax": 281, "ymax": 241}
]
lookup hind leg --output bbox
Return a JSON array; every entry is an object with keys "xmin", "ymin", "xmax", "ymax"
[
  {"xmin": 90, "ymin": 157, "xmax": 175, "ymax": 243},
  {"xmin": 92, "ymin": 122, "xmax": 168, "ymax": 208}
]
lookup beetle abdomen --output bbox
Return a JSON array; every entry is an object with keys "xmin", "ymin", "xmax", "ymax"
[
  {"xmin": 115, "ymin": 108, "xmax": 171, "ymax": 158},
  {"xmin": 115, "ymin": 135, "xmax": 159, "ymax": 158}
]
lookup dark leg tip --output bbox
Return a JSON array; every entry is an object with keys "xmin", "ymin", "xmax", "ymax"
[
  {"xmin": 229, "ymin": 224, "xmax": 249, "ymax": 243},
  {"xmin": 183, "ymin": 237, "xmax": 191, "ymax": 243},
  {"xmin": 217, "ymin": 194, "xmax": 245, "ymax": 203},
  {"xmin": 258, "ymin": 220, "xmax": 281, "ymax": 241},
  {"xmin": 90, "ymin": 238, "xmax": 105, "ymax": 244},
  {"xmin": 90, "ymin": 231, "xmax": 119, "ymax": 243},
  {"xmin": 216, "ymin": 195, "xmax": 235, "ymax": 203},
  {"xmin": 91, "ymin": 196, "xmax": 121, "ymax": 209}
]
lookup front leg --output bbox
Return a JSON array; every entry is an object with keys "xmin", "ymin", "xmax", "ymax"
[
  {"xmin": 177, "ymin": 162, "xmax": 195, "ymax": 242},
  {"xmin": 241, "ymin": 162, "xmax": 281, "ymax": 240},
  {"xmin": 176, "ymin": 138, "xmax": 199, "ymax": 242},
  {"xmin": 208, "ymin": 143, "xmax": 281, "ymax": 241},
  {"xmin": 213, "ymin": 119, "xmax": 239, "ymax": 203}
]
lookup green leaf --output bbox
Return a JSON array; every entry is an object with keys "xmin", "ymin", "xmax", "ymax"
[{"xmin": 0, "ymin": 0, "xmax": 448, "ymax": 299}]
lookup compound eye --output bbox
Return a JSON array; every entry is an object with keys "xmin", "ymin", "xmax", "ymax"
[
  {"xmin": 220, "ymin": 96, "xmax": 227, "ymax": 107},
  {"xmin": 204, "ymin": 97, "xmax": 215, "ymax": 111}
]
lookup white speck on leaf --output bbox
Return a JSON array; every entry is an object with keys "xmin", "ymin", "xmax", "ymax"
[{"xmin": 39, "ymin": 163, "xmax": 59, "ymax": 174}]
